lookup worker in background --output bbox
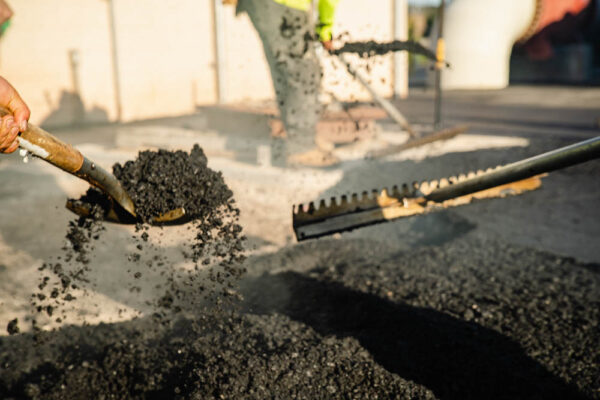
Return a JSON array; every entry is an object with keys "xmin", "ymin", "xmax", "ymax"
[
  {"xmin": 226, "ymin": 0, "xmax": 340, "ymax": 167},
  {"xmin": 0, "ymin": 76, "xmax": 30, "ymax": 153}
]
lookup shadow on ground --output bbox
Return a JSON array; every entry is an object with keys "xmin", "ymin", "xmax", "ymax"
[
  {"xmin": 322, "ymin": 145, "xmax": 542, "ymax": 199},
  {"xmin": 241, "ymin": 271, "xmax": 588, "ymax": 400}
]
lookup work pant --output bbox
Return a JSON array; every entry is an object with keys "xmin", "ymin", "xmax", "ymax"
[{"xmin": 237, "ymin": 0, "xmax": 321, "ymax": 154}]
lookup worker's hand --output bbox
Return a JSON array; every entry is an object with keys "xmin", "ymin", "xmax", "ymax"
[
  {"xmin": 0, "ymin": 76, "xmax": 30, "ymax": 154},
  {"xmin": 222, "ymin": 0, "xmax": 237, "ymax": 5},
  {"xmin": 0, "ymin": 0, "xmax": 13, "ymax": 26},
  {"xmin": 0, "ymin": 114, "xmax": 20, "ymax": 153},
  {"xmin": 321, "ymin": 40, "xmax": 334, "ymax": 52}
]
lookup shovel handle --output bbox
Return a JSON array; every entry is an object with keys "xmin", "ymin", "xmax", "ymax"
[
  {"xmin": 19, "ymin": 125, "xmax": 84, "ymax": 173},
  {"xmin": 0, "ymin": 108, "xmax": 84, "ymax": 173},
  {"xmin": 1, "ymin": 108, "xmax": 137, "ymax": 217}
]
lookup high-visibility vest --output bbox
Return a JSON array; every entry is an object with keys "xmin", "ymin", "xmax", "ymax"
[{"xmin": 273, "ymin": 0, "xmax": 339, "ymax": 41}]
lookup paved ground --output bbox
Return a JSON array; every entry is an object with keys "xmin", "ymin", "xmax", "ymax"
[{"xmin": 0, "ymin": 86, "xmax": 599, "ymax": 398}]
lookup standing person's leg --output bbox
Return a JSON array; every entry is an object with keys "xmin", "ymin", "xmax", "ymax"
[
  {"xmin": 270, "ymin": 7, "xmax": 321, "ymax": 155},
  {"xmin": 239, "ymin": 0, "xmax": 336, "ymax": 166},
  {"xmin": 258, "ymin": 35, "xmax": 290, "ymax": 165}
]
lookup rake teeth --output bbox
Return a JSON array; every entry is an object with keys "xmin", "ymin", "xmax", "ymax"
[
  {"xmin": 293, "ymin": 169, "xmax": 491, "ymax": 219},
  {"xmin": 293, "ymin": 136, "xmax": 600, "ymax": 241},
  {"xmin": 293, "ymin": 186, "xmax": 406, "ymax": 229},
  {"xmin": 292, "ymin": 172, "xmax": 545, "ymax": 241}
]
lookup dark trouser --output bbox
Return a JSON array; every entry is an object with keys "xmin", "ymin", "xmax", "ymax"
[{"xmin": 238, "ymin": 0, "xmax": 321, "ymax": 154}]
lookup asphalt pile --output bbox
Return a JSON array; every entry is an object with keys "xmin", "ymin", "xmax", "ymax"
[
  {"xmin": 1, "ymin": 236, "xmax": 598, "ymax": 399},
  {"xmin": 2, "ymin": 141, "xmax": 598, "ymax": 399},
  {"xmin": 0, "ymin": 311, "xmax": 435, "ymax": 400}
]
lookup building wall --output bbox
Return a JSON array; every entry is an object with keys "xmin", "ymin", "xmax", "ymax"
[
  {"xmin": 220, "ymin": 3, "xmax": 275, "ymax": 103},
  {"xmin": 111, "ymin": 0, "xmax": 217, "ymax": 121},
  {"xmin": 0, "ymin": 0, "xmax": 403, "ymax": 127},
  {"xmin": 0, "ymin": 0, "xmax": 117, "ymax": 126}
]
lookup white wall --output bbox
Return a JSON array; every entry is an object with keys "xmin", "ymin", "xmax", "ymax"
[
  {"xmin": 1, "ymin": 1, "xmax": 116, "ymax": 126},
  {"xmin": 111, "ymin": 0, "xmax": 217, "ymax": 120},
  {"xmin": 0, "ymin": 0, "xmax": 405, "ymax": 127}
]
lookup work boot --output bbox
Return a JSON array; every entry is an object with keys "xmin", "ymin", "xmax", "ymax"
[
  {"xmin": 287, "ymin": 147, "xmax": 340, "ymax": 167},
  {"xmin": 314, "ymin": 134, "xmax": 335, "ymax": 152}
]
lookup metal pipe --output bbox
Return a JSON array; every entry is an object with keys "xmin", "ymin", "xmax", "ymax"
[
  {"xmin": 107, "ymin": 0, "xmax": 123, "ymax": 121},
  {"xmin": 442, "ymin": 0, "xmax": 536, "ymax": 89},
  {"xmin": 393, "ymin": 0, "xmax": 409, "ymax": 99},
  {"xmin": 427, "ymin": 136, "xmax": 600, "ymax": 203},
  {"xmin": 433, "ymin": 0, "xmax": 445, "ymax": 129},
  {"xmin": 213, "ymin": 0, "xmax": 227, "ymax": 104}
]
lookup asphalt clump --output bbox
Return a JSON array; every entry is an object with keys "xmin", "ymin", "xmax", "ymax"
[
  {"xmin": 29, "ymin": 144, "xmax": 246, "ymax": 329},
  {"xmin": 332, "ymin": 39, "xmax": 438, "ymax": 62}
]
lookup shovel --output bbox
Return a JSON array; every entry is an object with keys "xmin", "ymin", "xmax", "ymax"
[{"xmin": 3, "ymin": 110, "xmax": 185, "ymax": 224}]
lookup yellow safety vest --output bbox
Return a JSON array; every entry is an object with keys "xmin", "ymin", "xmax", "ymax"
[{"xmin": 273, "ymin": 0, "xmax": 340, "ymax": 41}]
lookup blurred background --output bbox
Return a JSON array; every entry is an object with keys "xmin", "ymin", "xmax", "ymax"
[{"xmin": 1, "ymin": 0, "xmax": 598, "ymax": 129}]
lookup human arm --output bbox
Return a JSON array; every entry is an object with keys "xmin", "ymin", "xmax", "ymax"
[
  {"xmin": 0, "ymin": 76, "xmax": 30, "ymax": 153},
  {"xmin": 316, "ymin": 0, "xmax": 340, "ymax": 50}
]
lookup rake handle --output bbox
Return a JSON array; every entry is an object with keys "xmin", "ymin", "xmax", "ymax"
[{"xmin": 426, "ymin": 136, "xmax": 600, "ymax": 203}]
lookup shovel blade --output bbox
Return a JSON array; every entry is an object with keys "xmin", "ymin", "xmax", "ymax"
[{"xmin": 66, "ymin": 199, "xmax": 187, "ymax": 225}]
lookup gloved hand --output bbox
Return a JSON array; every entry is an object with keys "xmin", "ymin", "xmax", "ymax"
[{"xmin": 321, "ymin": 39, "xmax": 334, "ymax": 51}]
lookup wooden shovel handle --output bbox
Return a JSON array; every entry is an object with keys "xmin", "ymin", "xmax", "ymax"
[
  {"xmin": 0, "ymin": 108, "xmax": 84, "ymax": 173},
  {"xmin": 19, "ymin": 125, "xmax": 84, "ymax": 173}
]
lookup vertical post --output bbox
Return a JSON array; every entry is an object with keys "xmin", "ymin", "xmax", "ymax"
[
  {"xmin": 107, "ymin": 0, "xmax": 122, "ymax": 122},
  {"xmin": 213, "ymin": 0, "xmax": 227, "ymax": 104},
  {"xmin": 68, "ymin": 49, "xmax": 85, "ymax": 124},
  {"xmin": 68, "ymin": 50, "xmax": 81, "ymax": 96},
  {"xmin": 393, "ymin": 0, "xmax": 409, "ymax": 99},
  {"xmin": 433, "ymin": 0, "xmax": 445, "ymax": 129}
]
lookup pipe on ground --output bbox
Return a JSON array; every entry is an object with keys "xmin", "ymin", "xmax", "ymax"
[
  {"xmin": 442, "ymin": 0, "xmax": 593, "ymax": 89},
  {"xmin": 442, "ymin": 0, "xmax": 537, "ymax": 89}
]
